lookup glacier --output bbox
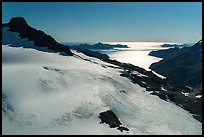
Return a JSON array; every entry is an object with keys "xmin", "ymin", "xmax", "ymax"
[{"xmin": 2, "ymin": 27, "xmax": 202, "ymax": 135}]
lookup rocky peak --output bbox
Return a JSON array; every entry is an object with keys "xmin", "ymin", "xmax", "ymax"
[
  {"xmin": 8, "ymin": 17, "xmax": 28, "ymax": 27},
  {"xmin": 6, "ymin": 17, "xmax": 29, "ymax": 33},
  {"xmin": 3, "ymin": 17, "xmax": 73, "ymax": 56}
]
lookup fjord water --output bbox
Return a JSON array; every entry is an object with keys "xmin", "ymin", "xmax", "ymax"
[{"xmin": 102, "ymin": 42, "xmax": 171, "ymax": 71}]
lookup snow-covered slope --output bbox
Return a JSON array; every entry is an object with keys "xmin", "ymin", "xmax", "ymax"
[{"xmin": 2, "ymin": 29, "xmax": 202, "ymax": 135}]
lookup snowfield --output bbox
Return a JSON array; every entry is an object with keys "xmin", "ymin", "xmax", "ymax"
[{"xmin": 2, "ymin": 28, "xmax": 202, "ymax": 135}]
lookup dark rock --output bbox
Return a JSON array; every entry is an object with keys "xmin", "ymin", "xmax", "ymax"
[
  {"xmin": 117, "ymin": 126, "xmax": 129, "ymax": 132},
  {"xmin": 99, "ymin": 110, "xmax": 122, "ymax": 128},
  {"xmin": 166, "ymin": 94, "xmax": 175, "ymax": 102},
  {"xmin": 98, "ymin": 110, "xmax": 130, "ymax": 132},
  {"xmin": 120, "ymin": 90, "xmax": 127, "ymax": 94},
  {"xmin": 7, "ymin": 17, "xmax": 28, "ymax": 32}
]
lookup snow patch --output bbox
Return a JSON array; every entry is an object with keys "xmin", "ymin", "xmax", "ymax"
[
  {"xmin": 161, "ymin": 87, "xmax": 167, "ymax": 91},
  {"xmin": 132, "ymin": 71, "xmax": 148, "ymax": 77},
  {"xmin": 181, "ymin": 92, "xmax": 189, "ymax": 97},
  {"xmin": 195, "ymin": 95, "xmax": 202, "ymax": 98}
]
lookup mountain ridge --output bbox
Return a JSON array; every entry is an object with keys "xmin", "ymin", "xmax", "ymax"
[
  {"xmin": 149, "ymin": 40, "xmax": 202, "ymax": 88},
  {"xmin": 2, "ymin": 17, "xmax": 73, "ymax": 56}
]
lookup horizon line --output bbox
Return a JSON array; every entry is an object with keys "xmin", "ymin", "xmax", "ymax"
[{"xmin": 60, "ymin": 41, "xmax": 195, "ymax": 44}]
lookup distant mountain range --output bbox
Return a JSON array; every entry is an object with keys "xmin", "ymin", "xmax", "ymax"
[
  {"xmin": 68, "ymin": 42, "xmax": 128, "ymax": 50},
  {"xmin": 149, "ymin": 40, "xmax": 202, "ymax": 88},
  {"xmin": 160, "ymin": 43, "xmax": 192, "ymax": 47}
]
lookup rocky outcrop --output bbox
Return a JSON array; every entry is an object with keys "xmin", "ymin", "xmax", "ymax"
[
  {"xmin": 99, "ymin": 110, "xmax": 122, "ymax": 128},
  {"xmin": 99, "ymin": 110, "xmax": 129, "ymax": 132},
  {"xmin": 117, "ymin": 126, "xmax": 129, "ymax": 132},
  {"xmin": 3, "ymin": 17, "xmax": 73, "ymax": 55}
]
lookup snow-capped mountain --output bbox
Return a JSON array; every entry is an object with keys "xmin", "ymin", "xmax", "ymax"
[{"xmin": 2, "ymin": 17, "xmax": 202, "ymax": 135}]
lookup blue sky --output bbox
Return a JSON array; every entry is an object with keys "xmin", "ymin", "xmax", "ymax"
[{"xmin": 2, "ymin": 2, "xmax": 202, "ymax": 43}]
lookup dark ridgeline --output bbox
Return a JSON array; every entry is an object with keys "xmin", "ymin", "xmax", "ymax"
[
  {"xmin": 2, "ymin": 17, "xmax": 73, "ymax": 56},
  {"xmin": 70, "ymin": 42, "xmax": 128, "ymax": 50},
  {"xmin": 149, "ymin": 40, "xmax": 202, "ymax": 88},
  {"xmin": 160, "ymin": 43, "xmax": 191, "ymax": 48},
  {"xmin": 148, "ymin": 46, "xmax": 189, "ymax": 58}
]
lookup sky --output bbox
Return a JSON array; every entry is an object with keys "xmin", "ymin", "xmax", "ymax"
[{"xmin": 2, "ymin": 2, "xmax": 202, "ymax": 43}]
